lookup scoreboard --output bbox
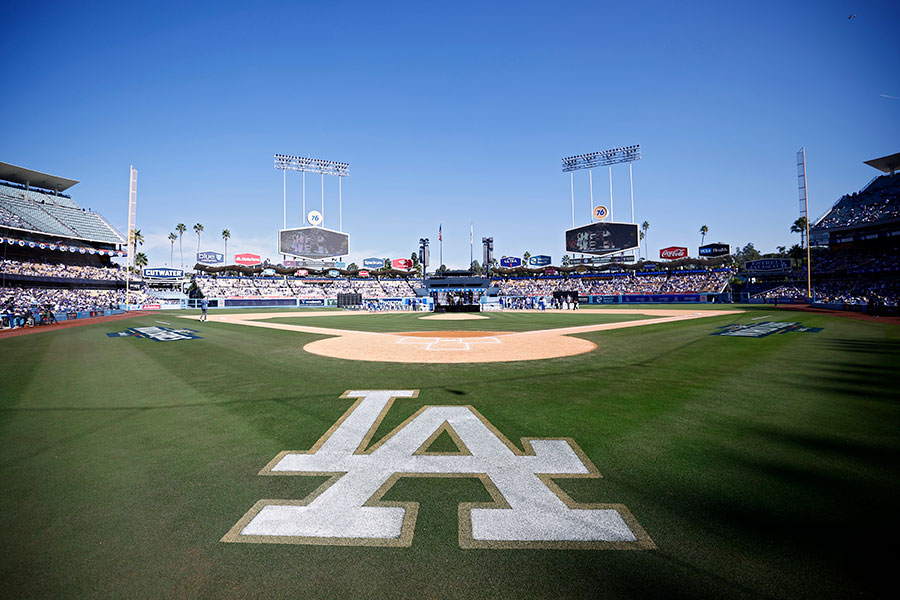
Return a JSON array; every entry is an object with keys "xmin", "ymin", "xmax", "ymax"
[{"xmin": 565, "ymin": 222, "xmax": 638, "ymax": 256}]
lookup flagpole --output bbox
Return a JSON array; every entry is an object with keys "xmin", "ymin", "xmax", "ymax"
[
  {"xmin": 439, "ymin": 224, "xmax": 443, "ymax": 273},
  {"xmin": 469, "ymin": 223, "xmax": 473, "ymax": 269}
]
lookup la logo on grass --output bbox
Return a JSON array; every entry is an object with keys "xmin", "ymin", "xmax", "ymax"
[{"xmin": 222, "ymin": 390, "xmax": 655, "ymax": 549}]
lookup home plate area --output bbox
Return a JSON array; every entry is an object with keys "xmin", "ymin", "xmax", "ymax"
[{"xmin": 396, "ymin": 331, "xmax": 502, "ymax": 351}]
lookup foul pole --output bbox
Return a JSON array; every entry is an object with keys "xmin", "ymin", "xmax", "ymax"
[
  {"xmin": 125, "ymin": 166, "xmax": 137, "ymax": 306},
  {"xmin": 797, "ymin": 148, "xmax": 812, "ymax": 298}
]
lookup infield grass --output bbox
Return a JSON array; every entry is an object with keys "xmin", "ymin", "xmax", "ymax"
[{"xmin": 1, "ymin": 305, "xmax": 897, "ymax": 599}]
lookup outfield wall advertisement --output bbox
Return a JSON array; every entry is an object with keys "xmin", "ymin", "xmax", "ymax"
[
  {"xmin": 699, "ymin": 243, "xmax": 730, "ymax": 257},
  {"xmin": 197, "ymin": 251, "xmax": 224, "ymax": 264},
  {"xmin": 660, "ymin": 246, "xmax": 688, "ymax": 259},
  {"xmin": 142, "ymin": 267, "xmax": 183, "ymax": 279}
]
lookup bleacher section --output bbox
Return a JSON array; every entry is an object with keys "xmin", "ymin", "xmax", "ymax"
[
  {"xmin": 195, "ymin": 276, "xmax": 419, "ymax": 300},
  {"xmin": 0, "ymin": 182, "xmax": 124, "ymax": 244},
  {"xmin": 496, "ymin": 269, "xmax": 732, "ymax": 297},
  {"xmin": 812, "ymin": 173, "xmax": 900, "ymax": 231}
]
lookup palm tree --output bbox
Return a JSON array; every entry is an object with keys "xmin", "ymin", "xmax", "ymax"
[
  {"xmin": 222, "ymin": 229, "xmax": 231, "ymax": 261},
  {"xmin": 134, "ymin": 252, "xmax": 149, "ymax": 269},
  {"xmin": 700, "ymin": 225, "xmax": 708, "ymax": 245},
  {"xmin": 641, "ymin": 221, "xmax": 650, "ymax": 258},
  {"xmin": 523, "ymin": 251, "xmax": 531, "ymax": 265},
  {"xmin": 791, "ymin": 217, "xmax": 808, "ymax": 247},
  {"xmin": 176, "ymin": 223, "xmax": 187, "ymax": 269},
  {"xmin": 129, "ymin": 229, "xmax": 144, "ymax": 270},
  {"xmin": 193, "ymin": 223, "xmax": 204, "ymax": 256},
  {"xmin": 168, "ymin": 232, "xmax": 177, "ymax": 266}
]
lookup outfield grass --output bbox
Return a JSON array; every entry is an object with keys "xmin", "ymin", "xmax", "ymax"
[
  {"xmin": 1, "ymin": 305, "xmax": 897, "ymax": 599},
  {"xmin": 263, "ymin": 310, "xmax": 658, "ymax": 332}
]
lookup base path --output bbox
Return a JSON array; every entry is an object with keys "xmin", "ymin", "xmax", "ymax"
[{"xmin": 183, "ymin": 308, "xmax": 742, "ymax": 364}]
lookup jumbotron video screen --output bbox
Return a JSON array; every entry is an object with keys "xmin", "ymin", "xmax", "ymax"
[
  {"xmin": 565, "ymin": 222, "xmax": 639, "ymax": 256},
  {"xmin": 279, "ymin": 227, "xmax": 349, "ymax": 259}
]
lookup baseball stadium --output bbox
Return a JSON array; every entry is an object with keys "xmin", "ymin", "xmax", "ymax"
[
  {"xmin": 3, "ymin": 4, "xmax": 900, "ymax": 599},
  {"xmin": 2, "ymin": 147, "xmax": 898, "ymax": 599}
]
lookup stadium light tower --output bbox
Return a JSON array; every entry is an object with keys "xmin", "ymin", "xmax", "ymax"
[
  {"xmin": 419, "ymin": 238, "xmax": 430, "ymax": 276},
  {"xmin": 275, "ymin": 154, "xmax": 350, "ymax": 231},
  {"xmin": 482, "ymin": 236, "xmax": 494, "ymax": 276},
  {"xmin": 562, "ymin": 145, "xmax": 641, "ymax": 226}
]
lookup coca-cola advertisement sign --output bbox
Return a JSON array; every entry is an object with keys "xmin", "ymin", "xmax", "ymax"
[
  {"xmin": 659, "ymin": 246, "xmax": 688, "ymax": 259},
  {"xmin": 234, "ymin": 253, "xmax": 261, "ymax": 266},
  {"xmin": 392, "ymin": 258, "xmax": 413, "ymax": 270}
]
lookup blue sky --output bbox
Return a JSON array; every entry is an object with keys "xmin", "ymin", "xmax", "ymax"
[{"xmin": 2, "ymin": 0, "xmax": 898, "ymax": 269}]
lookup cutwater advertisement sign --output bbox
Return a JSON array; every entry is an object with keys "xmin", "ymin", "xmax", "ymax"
[
  {"xmin": 197, "ymin": 251, "xmax": 224, "ymax": 264},
  {"xmin": 143, "ymin": 267, "xmax": 183, "ymax": 279},
  {"xmin": 363, "ymin": 258, "xmax": 385, "ymax": 269},
  {"xmin": 500, "ymin": 256, "xmax": 523, "ymax": 268},
  {"xmin": 528, "ymin": 255, "xmax": 551, "ymax": 266},
  {"xmin": 744, "ymin": 259, "xmax": 791, "ymax": 273}
]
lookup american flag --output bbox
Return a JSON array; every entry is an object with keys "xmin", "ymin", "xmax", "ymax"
[{"xmin": 438, "ymin": 224, "xmax": 442, "ymax": 241}]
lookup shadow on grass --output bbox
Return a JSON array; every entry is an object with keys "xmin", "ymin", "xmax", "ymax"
[{"xmin": 804, "ymin": 337, "xmax": 900, "ymax": 402}]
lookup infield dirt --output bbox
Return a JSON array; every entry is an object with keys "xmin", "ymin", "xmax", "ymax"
[{"xmin": 182, "ymin": 308, "xmax": 743, "ymax": 363}]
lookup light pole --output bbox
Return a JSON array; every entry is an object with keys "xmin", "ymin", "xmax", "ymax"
[{"xmin": 419, "ymin": 238, "xmax": 430, "ymax": 277}]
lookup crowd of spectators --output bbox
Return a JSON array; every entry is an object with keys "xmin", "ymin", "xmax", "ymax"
[
  {"xmin": 195, "ymin": 275, "xmax": 419, "ymax": 299},
  {"xmin": 750, "ymin": 279, "xmax": 899, "ymax": 306},
  {"xmin": 0, "ymin": 286, "xmax": 148, "ymax": 329},
  {"xmin": 812, "ymin": 174, "xmax": 900, "ymax": 230},
  {"xmin": 752, "ymin": 285, "xmax": 808, "ymax": 300},
  {"xmin": 813, "ymin": 248, "xmax": 900, "ymax": 275},
  {"xmin": 0, "ymin": 259, "xmax": 125, "ymax": 281},
  {"xmin": 814, "ymin": 278, "xmax": 900, "ymax": 306},
  {"xmin": 496, "ymin": 269, "xmax": 732, "ymax": 297}
]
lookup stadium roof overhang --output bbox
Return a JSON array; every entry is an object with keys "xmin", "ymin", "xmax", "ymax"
[
  {"xmin": 0, "ymin": 161, "xmax": 79, "ymax": 192},
  {"xmin": 864, "ymin": 152, "xmax": 900, "ymax": 175}
]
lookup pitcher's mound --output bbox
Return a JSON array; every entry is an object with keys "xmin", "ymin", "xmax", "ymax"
[{"xmin": 418, "ymin": 313, "xmax": 489, "ymax": 320}]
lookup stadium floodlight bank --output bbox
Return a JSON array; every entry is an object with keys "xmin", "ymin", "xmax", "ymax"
[
  {"xmin": 561, "ymin": 145, "xmax": 641, "ymax": 172},
  {"xmin": 274, "ymin": 154, "xmax": 350, "ymax": 177}
]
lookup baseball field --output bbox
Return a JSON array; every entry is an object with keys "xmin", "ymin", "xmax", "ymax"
[{"xmin": 1, "ymin": 305, "xmax": 897, "ymax": 599}]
